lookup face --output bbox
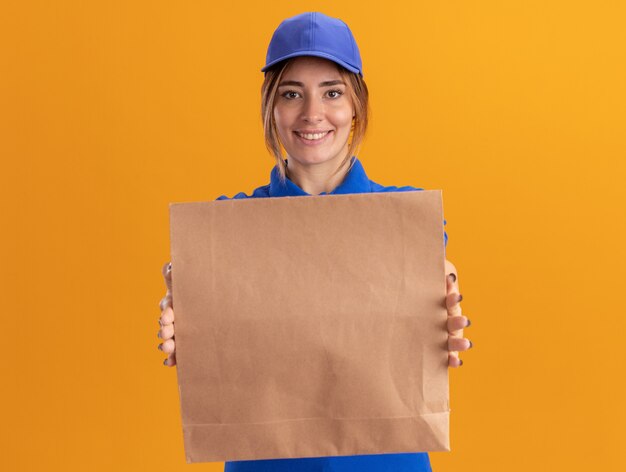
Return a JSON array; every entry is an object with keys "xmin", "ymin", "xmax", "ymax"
[{"xmin": 273, "ymin": 56, "xmax": 354, "ymax": 169}]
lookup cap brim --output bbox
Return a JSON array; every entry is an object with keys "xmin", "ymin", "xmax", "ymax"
[{"xmin": 261, "ymin": 50, "xmax": 362, "ymax": 77}]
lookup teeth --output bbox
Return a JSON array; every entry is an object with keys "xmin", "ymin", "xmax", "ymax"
[{"xmin": 297, "ymin": 131, "xmax": 329, "ymax": 140}]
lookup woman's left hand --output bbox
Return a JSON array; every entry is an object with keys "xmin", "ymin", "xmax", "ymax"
[{"xmin": 445, "ymin": 260, "xmax": 472, "ymax": 367}]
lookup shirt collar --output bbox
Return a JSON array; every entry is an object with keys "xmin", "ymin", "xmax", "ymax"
[{"xmin": 269, "ymin": 157, "xmax": 371, "ymax": 197}]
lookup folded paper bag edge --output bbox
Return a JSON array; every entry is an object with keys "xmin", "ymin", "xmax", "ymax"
[{"xmin": 183, "ymin": 411, "xmax": 450, "ymax": 463}]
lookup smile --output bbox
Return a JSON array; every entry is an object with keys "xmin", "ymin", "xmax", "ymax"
[{"xmin": 294, "ymin": 130, "xmax": 333, "ymax": 145}]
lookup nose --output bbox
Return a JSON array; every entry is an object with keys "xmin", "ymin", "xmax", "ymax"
[{"xmin": 301, "ymin": 95, "xmax": 324, "ymax": 123}]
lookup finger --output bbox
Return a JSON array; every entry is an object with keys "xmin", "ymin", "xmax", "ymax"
[
  {"xmin": 158, "ymin": 324, "xmax": 175, "ymax": 340},
  {"xmin": 447, "ymin": 315, "xmax": 469, "ymax": 335},
  {"xmin": 448, "ymin": 352, "xmax": 463, "ymax": 368},
  {"xmin": 159, "ymin": 294, "xmax": 172, "ymax": 312},
  {"xmin": 446, "ymin": 292, "xmax": 463, "ymax": 317},
  {"xmin": 162, "ymin": 262, "xmax": 173, "ymax": 292},
  {"xmin": 158, "ymin": 338, "xmax": 176, "ymax": 354},
  {"xmin": 448, "ymin": 336, "xmax": 472, "ymax": 352},
  {"xmin": 160, "ymin": 306, "xmax": 175, "ymax": 326},
  {"xmin": 446, "ymin": 272, "xmax": 459, "ymax": 294},
  {"xmin": 163, "ymin": 352, "xmax": 177, "ymax": 367}
]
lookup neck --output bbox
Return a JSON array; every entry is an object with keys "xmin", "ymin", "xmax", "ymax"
[{"xmin": 286, "ymin": 156, "xmax": 352, "ymax": 195}]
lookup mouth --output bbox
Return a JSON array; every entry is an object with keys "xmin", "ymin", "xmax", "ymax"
[{"xmin": 294, "ymin": 130, "xmax": 333, "ymax": 145}]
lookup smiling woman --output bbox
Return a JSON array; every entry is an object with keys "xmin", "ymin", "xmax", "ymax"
[
  {"xmin": 261, "ymin": 55, "xmax": 369, "ymax": 194},
  {"xmin": 157, "ymin": 11, "xmax": 471, "ymax": 472},
  {"xmin": 271, "ymin": 57, "xmax": 356, "ymax": 194}
]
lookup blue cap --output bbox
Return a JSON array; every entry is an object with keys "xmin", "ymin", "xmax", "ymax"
[{"xmin": 261, "ymin": 12, "xmax": 363, "ymax": 78}]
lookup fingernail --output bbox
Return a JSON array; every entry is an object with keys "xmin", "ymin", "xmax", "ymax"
[
  {"xmin": 158, "ymin": 343, "xmax": 163, "ymax": 351},
  {"xmin": 459, "ymin": 359, "xmax": 463, "ymax": 366},
  {"xmin": 468, "ymin": 340, "xmax": 473, "ymax": 349},
  {"xmin": 466, "ymin": 318, "xmax": 472, "ymax": 327},
  {"xmin": 157, "ymin": 331, "xmax": 162, "ymax": 339},
  {"xmin": 448, "ymin": 273, "xmax": 456, "ymax": 283},
  {"xmin": 457, "ymin": 294, "xmax": 463, "ymax": 303},
  {"xmin": 163, "ymin": 358, "xmax": 169, "ymax": 366},
  {"xmin": 159, "ymin": 319, "xmax": 163, "ymax": 327}
]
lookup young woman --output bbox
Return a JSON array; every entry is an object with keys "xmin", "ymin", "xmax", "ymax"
[{"xmin": 158, "ymin": 12, "xmax": 472, "ymax": 472}]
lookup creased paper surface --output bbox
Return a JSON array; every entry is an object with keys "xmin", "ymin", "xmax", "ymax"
[{"xmin": 169, "ymin": 190, "xmax": 449, "ymax": 463}]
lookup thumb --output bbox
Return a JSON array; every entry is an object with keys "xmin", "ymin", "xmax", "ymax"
[{"xmin": 162, "ymin": 261, "xmax": 173, "ymax": 293}]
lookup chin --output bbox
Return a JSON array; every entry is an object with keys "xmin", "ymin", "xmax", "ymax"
[{"xmin": 287, "ymin": 147, "xmax": 348, "ymax": 166}]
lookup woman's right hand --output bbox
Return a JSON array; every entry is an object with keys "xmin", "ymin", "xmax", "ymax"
[{"xmin": 158, "ymin": 262, "xmax": 176, "ymax": 367}]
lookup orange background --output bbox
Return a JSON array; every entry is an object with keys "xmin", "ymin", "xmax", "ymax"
[{"xmin": 2, "ymin": 1, "xmax": 625, "ymax": 471}]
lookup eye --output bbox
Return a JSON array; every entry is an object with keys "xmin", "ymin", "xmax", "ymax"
[
  {"xmin": 281, "ymin": 90, "xmax": 300, "ymax": 99},
  {"xmin": 327, "ymin": 89, "xmax": 343, "ymax": 99}
]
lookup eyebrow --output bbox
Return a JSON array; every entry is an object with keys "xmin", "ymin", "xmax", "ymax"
[{"xmin": 277, "ymin": 80, "xmax": 346, "ymax": 88}]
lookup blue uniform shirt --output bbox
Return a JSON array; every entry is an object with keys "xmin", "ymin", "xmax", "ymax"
[{"xmin": 218, "ymin": 156, "xmax": 447, "ymax": 472}]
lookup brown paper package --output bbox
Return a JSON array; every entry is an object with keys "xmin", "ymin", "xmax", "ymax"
[{"xmin": 169, "ymin": 190, "xmax": 450, "ymax": 463}]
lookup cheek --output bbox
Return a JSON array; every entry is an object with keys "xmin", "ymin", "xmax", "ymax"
[
  {"xmin": 273, "ymin": 107, "xmax": 290, "ymax": 140},
  {"xmin": 330, "ymin": 107, "xmax": 354, "ymax": 132},
  {"xmin": 327, "ymin": 99, "xmax": 354, "ymax": 124}
]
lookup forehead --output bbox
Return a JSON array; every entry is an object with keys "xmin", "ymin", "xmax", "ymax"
[{"xmin": 282, "ymin": 56, "xmax": 342, "ymax": 79}]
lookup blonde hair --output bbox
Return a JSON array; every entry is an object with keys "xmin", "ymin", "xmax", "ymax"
[{"xmin": 260, "ymin": 58, "xmax": 369, "ymax": 182}]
